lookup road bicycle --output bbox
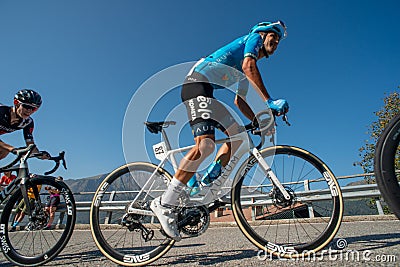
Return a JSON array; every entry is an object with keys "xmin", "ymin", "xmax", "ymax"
[
  {"xmin": 0, "ymin": 144, "xmax": 76, "ymax": 266},
  {"xmin": 90, "ymin": 110, "xmax": 344, "ymax": 266},
  {"xmin": 374, "ymin": 113, "xmax": 400, "ymax": 219}
]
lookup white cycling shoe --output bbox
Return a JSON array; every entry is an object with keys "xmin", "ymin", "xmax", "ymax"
[{"xmin": 150, "ymin": 197, "xmax": 181, "ymax": 241}]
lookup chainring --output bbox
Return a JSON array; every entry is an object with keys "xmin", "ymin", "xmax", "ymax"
[{"xmin": 179, "ymin": 205, "xmax": 210, "ymax": 237}]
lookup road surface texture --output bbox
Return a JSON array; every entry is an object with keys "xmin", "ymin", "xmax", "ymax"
[{"xmin": 1, "ymin": 216, "xmax": 399, "ymax": 266}]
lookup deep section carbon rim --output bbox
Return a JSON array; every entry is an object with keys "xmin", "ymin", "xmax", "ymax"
[
  {"xmin": 375, "ymin": 113, "xmax": 400, "ymax": 219},
  {"xmin": 90, "ymin": 162, "xmax": 175, "ymax": 266},
  {"xmin": 232, "ymin": 146, "xmax": 343, "ymax": 257},
  {"xmin": 0, "ymin": 177, "xmax": 76, "ymax": 266}
]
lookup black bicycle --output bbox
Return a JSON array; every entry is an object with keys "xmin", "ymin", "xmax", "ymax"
[
  {"xmin": 374, "ymin": 113, "xmax": 400, "ymax": 219},
  {"xmin": 0, "ymin": 144, "xmax": 76, "ymax": 266}
]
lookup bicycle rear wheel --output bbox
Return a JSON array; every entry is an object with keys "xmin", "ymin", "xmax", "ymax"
[
  {"xmin": 231, "ymin": 145, "xmax": 343, "ymax": 258},
  {"xmin": 0, "ymin": 176, "xmax": 76, "ymax": 266},
  {"xmin": 374, "ymin": 113, "xmax": 400, "ymax": 219},
  {"xmin": 90, "ymin": 162, "xmax": 175, "ymax": 266}
]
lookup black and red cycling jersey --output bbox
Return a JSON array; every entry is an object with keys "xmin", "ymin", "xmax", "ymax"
[{"xmin": 0, "ymin": 105, "xmax": 34, "ymax": 142}]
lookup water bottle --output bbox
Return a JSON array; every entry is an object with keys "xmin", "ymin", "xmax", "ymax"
[
  {"xmin": 187, "ymin": 173, "xmax": 202, "ymax": 196},
  {"xmin": 187, "ymin": 160, "xmax": 222, "ymax": 196}
]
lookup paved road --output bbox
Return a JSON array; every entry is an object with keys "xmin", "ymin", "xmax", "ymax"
[{"xmin": 1, "ymin": 217, "xmax": 400, "ymax": 266}]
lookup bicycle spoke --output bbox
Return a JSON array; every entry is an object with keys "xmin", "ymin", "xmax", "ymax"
[
  {"xmin": 1, "ymin": 177, "xmax": 76, "ymax": 266},
  {"xmin": 90, "ymin": 162, "xmax": 175, "ymax": 266},
  {"xmin": 233, "ymin": 146, "xmax": 343, "ymax": 256}
]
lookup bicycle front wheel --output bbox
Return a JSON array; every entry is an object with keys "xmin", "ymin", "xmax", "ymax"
[
  {"xmin": 231, "ymin": 145, "xmax": 343, "ymax": 258},
  {"xmin": 374, "ymin": 113, "xmax": 400, "ymax": 219},
  {"xmin": 0, "ymin": 176, "xmax": 76, "ymax": 266},
  {"xmin": 90, "ymin": 162, "xmax": 175, "ymax": 266}
]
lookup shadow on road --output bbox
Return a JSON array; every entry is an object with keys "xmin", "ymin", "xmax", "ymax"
[
  {"xmin": 0, "ymin": 261, "xmax": 13, "ymax": 267},
  {"xmin": 1, "ymin": 232, "xmax": 398, "ymax": 266},
  {"xmin": 156, "ymin": 248, "xmax": 257, "ymax": 266},
  {"xmin": 51, "ymin": 249, "xmax": 107, "ymax": 265},
  {"xmin": 336, "ymin": 233, "xmax": 400, "ymax": 251}
]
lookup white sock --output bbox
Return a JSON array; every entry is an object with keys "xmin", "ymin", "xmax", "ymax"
[{"xmin": 161, "ymin": 177, "xmax": 186, "ymax": 207}]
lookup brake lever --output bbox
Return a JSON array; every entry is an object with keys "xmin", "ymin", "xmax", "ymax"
[
  {"xmin": 282, "ymin": 114, "xmax": 291, "ymax": 126},
  {"xmin": 44, "ymin": 151, "xmax": 67, "ymax": 175},
  {"xmin": 60, "ymin": 151, "xmax": 67, "ymax": 170}
]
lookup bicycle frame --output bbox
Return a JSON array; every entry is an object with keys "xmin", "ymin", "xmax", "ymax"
[
  {"xmin": 0, "ymin": 152, "xmax": 37, "ymax": 217},
  {"xmin": 0, "ymin": 145, "xmax": 66, "ymax": 215},
  {"xmin": 128, "ymin": 124, "xmax": 290, "ymax": 214}
]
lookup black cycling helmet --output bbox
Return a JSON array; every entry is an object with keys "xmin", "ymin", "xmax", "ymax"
[{"xmin": 14, "ymin": 89, "xmax": 42, "ymax": 108}]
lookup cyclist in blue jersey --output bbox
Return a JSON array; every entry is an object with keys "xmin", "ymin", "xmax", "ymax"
[
  {"xmin": 151, "ymin": 21, "xmax": 289, "ymax": 241},
  {"xmin": 0, "ymin": 89, "xmax": 49, "ymax": 160}
]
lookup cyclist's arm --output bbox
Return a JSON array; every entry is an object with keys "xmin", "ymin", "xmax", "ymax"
[
  {"xmin": 234, "ymin": 95, "xmax": 255, "ymax": 121},
  {"xmin": 0, "ymin": 140, "xmax": 13, "ymax": 160},
  {"xmin": 22, "ymin": 120, "xmax": 45, "ymax": 157},
  {"xmin": 0, "ymin": 140, "xmax": 14, "ymax": 152},
  {"xmin": 242, "ymin": 57, "xmax": 271, "ymax": 102},
  {"xmin": 25, "ymin": 140, "xmax": 49, "ymax": 159},
  {"xmin": 25, "ymin": 140, "xmax": 39, "ymax": 154},
  {"xmin": 235, "ymin": 78, "xmax": 255, "ymax": 121},
  {"xmin": 24, "ymin": 124, "xmax": 39, "ymax": 155}
]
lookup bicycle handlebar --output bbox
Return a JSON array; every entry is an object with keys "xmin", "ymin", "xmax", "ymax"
[
  {"xmin": 246, "ymin": 109, "xmax": 291, "ymax": 149},
  {"xmin": 0, "ymin": 145, "xmax": 67, "ymax": 175},
  {"xmin": 0, "ymin": 144, "xmax": 36, "ymax": 171},
  {"xmin": 31, "ymin": 151, "xmax": 67, "ymax": 175}
]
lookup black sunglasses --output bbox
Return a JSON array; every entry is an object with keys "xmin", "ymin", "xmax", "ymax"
[{"xmin": 21, "ymin": 103, "xmax": 38, "ymax": 111}]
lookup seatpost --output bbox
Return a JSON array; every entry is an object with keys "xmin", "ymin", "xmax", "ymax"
[{"xmin": 161, "ymin": 127, "xmax": 179, "ymax": 171}]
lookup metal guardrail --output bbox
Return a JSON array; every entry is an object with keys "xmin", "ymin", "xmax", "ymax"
[
  {"xmin": 1, "ymin": 173, "xmax": 398, "ymax": 224},
  {"xmin": 70, "ymin": 172, "xmax": 398, "ymax": 221}
]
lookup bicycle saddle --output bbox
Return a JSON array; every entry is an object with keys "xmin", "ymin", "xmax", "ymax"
[{"xmin": 145, "ymin": 121, "xmax": 176, "ymax": 134}]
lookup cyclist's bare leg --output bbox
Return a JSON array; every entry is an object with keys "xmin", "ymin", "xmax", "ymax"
[
  {"xmin": 46, "ymin": 206, "xmax": 57, "ymax": 226},
  {"xmin": 175, "ymin": 121, "xmax": 242, "ymax": 181},
  {"xmin": 152, "ymin": 134, "xmax": 217, "ymax": 240},
  {"xmin": 175, "ymin": 134, "xmax": 216, "ymax": 184},
  {"xmin": 214, "ymin": 122, "xmax": 243, "ymax": 166}
]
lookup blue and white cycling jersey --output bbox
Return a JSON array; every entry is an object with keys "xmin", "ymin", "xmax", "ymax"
[{"xmin": 189, "ymin": 32, "xmax": 264, "ymax": 96}]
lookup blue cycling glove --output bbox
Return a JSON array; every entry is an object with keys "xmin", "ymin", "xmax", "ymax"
[{"xmin": 266, "ymin": 98, "xmax": 289, "ymax": 115}]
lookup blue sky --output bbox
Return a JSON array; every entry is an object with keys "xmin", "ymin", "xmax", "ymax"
[{"xmin": 0, "ymin": 0, "xmax": 399, "ymax": 183}]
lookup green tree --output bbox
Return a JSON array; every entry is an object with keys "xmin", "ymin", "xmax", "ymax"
[{"xmin": 355, "ymin": 90, "xmax": 400, "ymax": 181}]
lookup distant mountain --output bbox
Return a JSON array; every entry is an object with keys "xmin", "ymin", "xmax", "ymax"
[
  {"xmin": 346, "ymin": 179, "xmax": 369, "ymax": 186},
  {"xmin": 64, "ymin": 174, "xmax": 107, "ymax": 193},
  {"xmin": 63, "ymin": 172, "xmax": 142, "ymax": 202},
  {"xmin": 63, "ymin": 174, "xmax": 108, "ymax": 202},
  {"xmin": 61, "ymin": 172, "xmax": 144, "ymax": 224}
]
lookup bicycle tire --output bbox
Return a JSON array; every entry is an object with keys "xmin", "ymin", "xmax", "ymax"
[
  {"xmin": 231, "ymin": 145, "xmax": 343, "ymax": 258},
  {"xmin": 374, "ymin": 113, "xmax": 400, "ymax": 219},
  {"xmin": 0, "ymin": 176, "xmax": 76, "ymax": 266},
  {"xmin": 90, "ymin": 162, "xmax": 175, "ymax": 266}
]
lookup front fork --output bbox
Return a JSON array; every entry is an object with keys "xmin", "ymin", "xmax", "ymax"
[
  {"xmin": 19, "ymin": 173, "xmax": 42, "ymax": 219},
  {"xmin": 251, "ymin": 147, "xmax": 291, "ymax": 201}
]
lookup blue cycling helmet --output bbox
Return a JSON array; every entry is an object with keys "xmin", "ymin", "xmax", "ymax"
[{"xmin": 250, "ymin": 20, "xmax": 287, "ymax": 39}]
